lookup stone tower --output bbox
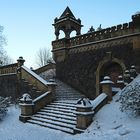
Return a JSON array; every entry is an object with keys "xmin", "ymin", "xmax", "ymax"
[{"xmin": 53, "ymin": 6, "xmax": 83, "ymax": 39}]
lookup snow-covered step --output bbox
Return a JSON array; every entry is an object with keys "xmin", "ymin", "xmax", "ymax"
[
  {"xmin": 55, "ymin": 98, "xmax": 80, "ymax": 100},
  {"xmin": 41, "ymin": 107, "xmax": 75, "ymax": 114},
  {"xmin": 46, "ymin": 104, "xmax": 76, "ymax": 110},
  {"xmin": 40, "ymin": 109, "xmax": 76, "ymax": 117},
  {"xmin": 27, "ymin": 119, "xmax": 74, "ymax": 134},
  {"xmin": 54, "ymin": 100, "xmax": 77, "ymax": 104},
  {"xmin": 51, "ymin": 102, "xmax": 77, "ymax": 107},
  {"xmin": 33, "ymin": 114, "xmax": 76, "ymax": 125},
  {"xmin": 37, "ymin": 111, "xmax": 76, "ymax": 121},
  {"xmin": 55, "ymin": 80, "xmax": 85, "ymax": 99},
  {"xmin": 30, "ymin": 116, "xmax": 75, "ymax": 129}
]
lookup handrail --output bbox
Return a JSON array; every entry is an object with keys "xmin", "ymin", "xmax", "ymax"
[
  {"xmin": 33, "ymin": 91, "xmax": 53, "ymax": 113},
  {"xmin": 21, "ymin": 66, "xmax": 49, "ymax": 92}
]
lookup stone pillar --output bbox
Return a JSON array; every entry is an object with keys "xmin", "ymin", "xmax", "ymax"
[
  {"xmin": 130, "ymin": 65, "xmax": 138, "ymax": 80},
  {"xmin": 47, "ymin": 79, "xmax": 57, "ymax": 93},
  {"xmin": 19, "ymin": 93, "xmax": 34, "ymax": 123},
  {"xmin": 17, "ymin": 56, "xmax": 25, "ymax": 67},
  {"xmin": 47, "ymin": 79, "xmax": 57, "ymax": 100},
  {"xmin": 117, "ymin": 75, "xmax": 125, "ymax": 89},
  {"xmin": 123, "ymin": 70, "xmax": 131, "ymax": 85},
  {"xmin": 100, "ymin": 76, "xmax": 114, "ymax": 101},
  {"xmin": 17, "ymin": 56, "xmax": 25, "ymax": 80},
  {"xmin": 75, "ymin": 98, "xmax": 94, "ymax": 132}
]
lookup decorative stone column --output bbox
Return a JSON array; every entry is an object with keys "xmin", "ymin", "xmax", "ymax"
[
  {"xmin": 75, "ymin": 98, "xmax": 94, "ymax": 132},
  {"xmin": 117, "ymin": 75, "xmax": 125, "ymax": 89},
  {"xmin": 123, "ymin": 70, "xmax": 131, "ymax": 85},
  {"xmin": 100, "ymin": 76, "xmax": 114, "ymax": 101},
  {"xmin": 17, "ymin": 56, "xmax": 25, "ymax": 80},
  {"xmin": 130, "ymin": 65, "xmax": 138, "ymax": 79},
  {"xmin": 19, "ymin": 93, "xmax": 34, "ymax": 123},
  {"xmin": 47, "ymin": 79, "xmax": 57, "ymax": 100},
  {"xmin": 17, "ymin": 56, "xmax": 25, "ymax": 67}
]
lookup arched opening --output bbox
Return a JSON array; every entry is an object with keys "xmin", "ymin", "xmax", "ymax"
[
  {"xmin": 96, "ymin": 58, "xmax": 126, "ymax": 96},
  {"xmin": 59, "ymin": 30, "xmax": 65, "ymax": 39},
  {"xmin": 70, "ymin": 30, "xmax": 77, "ymax": 38},
  {"xmin": 100, "ymin": 62, "xmax": 123, "ymax": 84}
]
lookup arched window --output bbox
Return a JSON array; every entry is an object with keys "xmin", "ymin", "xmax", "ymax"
[
  {"xmin": 59, "ymin": 30, "xmax": 65, "ymax": 39},
  {"xmin": 70, "ymin": 30, "xmax": 77, "ymax": 38}
]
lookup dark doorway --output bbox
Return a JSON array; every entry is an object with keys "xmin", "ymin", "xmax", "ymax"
[{"xmin": 100, "ymin": 62, "xmax": 123, "ymax": 84}]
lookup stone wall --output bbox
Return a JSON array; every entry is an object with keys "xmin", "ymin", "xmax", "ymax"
[
  {"xmin": 0, "ymin": 74, "xmax": 19, "ymax": 100},
  {"xmin": 56, "ymin": 43, "xmax": 138, "ymax": 99}
]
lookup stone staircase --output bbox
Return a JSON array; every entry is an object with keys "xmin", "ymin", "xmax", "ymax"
[
  {"xmin": 27, "ymin": 80, "xmax": 85, "ymax": 134},
  {"xmin": 55, "ymin": 80, "xmax": 85, "ymax": 100}
]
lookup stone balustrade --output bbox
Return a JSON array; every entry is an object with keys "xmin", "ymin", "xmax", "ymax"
[
  {"xmin": 0, "ymin": 63, "xmax": 18, "ymax": 75},
  {"xmin": 52, "ymin": 13, "xmax": 140, "ymax": 50},
  {"xmin": 20, "ymin": 65, "xmax": 50, "ymax": 92},
  {"xmin": 19, "ymin": 90, "xmax": 55, "ymax": 122}
]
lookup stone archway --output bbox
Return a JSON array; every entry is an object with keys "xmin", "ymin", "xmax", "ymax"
[{"xmin": 96, "ymin": 57, "xmax": 126, "ymax": 96}]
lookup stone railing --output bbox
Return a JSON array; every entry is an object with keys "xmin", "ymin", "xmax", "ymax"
[
  {"xmin": 34, "ymin": 63, "xmax": 56, "ymax": 75},
  {"xmin": 20, "ymin": 65, "xmax": 50, "ymax": 92},
  {"xmin": 52, "ymin": 13, "xmax": 140, "ymax": 49},
  {"xmin": 19, "ymin": 91, "xmax": 55, "ymax": 122},
  {"xmin": 33, "ymin": 91, "xmax": 54, "ymax": 113},
  {"xmin": 52, "ymin": 38, "xmax": 67, "ymax": 50},
  {"xmin": 0, "ymin": 63, "xmax": 18, "ymax": 75}
]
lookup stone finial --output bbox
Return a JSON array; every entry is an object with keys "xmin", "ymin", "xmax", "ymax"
[
  {"xmin": 88, "ymin": 26, "xmax": 95, "ymax": 33},
  {"xmin": 123, "ymin": 70, "xmax": 131, "ymax": 85},
  {"xmin": 130, "ymin": 65, "xmax": 137, "ymax": 79},
  {"xmin": 117, "ymin": 75, "xmax": 125, "ymax": 89},
  {"xmin": 100, "ymin": 76, "xmax": 114, "ymax": 84},
  {"xmin": 17, "ymin": 56, "xmax": 25, "ymax": 67},
  {"xmin": 77, "ymin": 98, "xmax": 92, "ymax": 108},
  {"xmin": 20, "ymin": 93, "xmax": 32, "ymax": 103},
  {"xmin": 97, "ymin": 24, "xmax": 102, "ymax": 31}
]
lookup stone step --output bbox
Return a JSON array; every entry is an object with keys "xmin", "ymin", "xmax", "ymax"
[
  {"xmin": 37, "ymin": 111, "xmax": 76, "ymax": 121},
  {"xmin": 51, "ymin": 102, "xmax": 77, "ymax": 107},
  {"xmin": 31, "ymin": 116, "xmax": 76, "ymax": 129},
  {"xmin": 54, "ymin": 100, "xmax": 77, "ymax": 104},
  {"xmin": 46, "ymin": 104, "xmax": 76, "ymax": 110},
  {"xmin": 33, "ymin": 114, "xmax": 76, "ymax": 125},
  {"xmin": 55, "ymin": 94, "xmax": 84, "ymax": 97},
  {"xmin": 55, "ymin": 97, "xmax": 80, "ymax": 100},
  {"xmin": 27, "ymin": 119, "xmax": 74, "ymax": 134},
  {"xmin": 43, "ymin": 106, "xmax": 75, "ymax": 113}
]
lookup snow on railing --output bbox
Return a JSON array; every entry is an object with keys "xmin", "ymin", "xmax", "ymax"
[
  {"xmin": 21, "ymin": 65, "xmax": 50, "ymax": 86},
  {"xmin": 91, "ymin": 93, "xmax": 108, "ymax": 113},
  {"xmin": 33, "ymin": 91, "xmax": 51, "ymax": 103}
]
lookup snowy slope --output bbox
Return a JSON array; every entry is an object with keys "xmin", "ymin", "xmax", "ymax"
[{"xmin": 0, "ymin": 75, "xmax": 140, "ymax": 140}]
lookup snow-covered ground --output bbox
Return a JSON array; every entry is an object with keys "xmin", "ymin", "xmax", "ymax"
[{"xmin": 0, "ymin": 75, "xmax": 140, "ymax": 140}]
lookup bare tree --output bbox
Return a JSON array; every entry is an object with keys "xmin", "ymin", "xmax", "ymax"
[
  {"xmin": 0, "ymin": 25, "xmax": 13, "ymax": 66},
  {"xmin": 35, "ymin": 47, "xmax": 53, "ymax": 67}
]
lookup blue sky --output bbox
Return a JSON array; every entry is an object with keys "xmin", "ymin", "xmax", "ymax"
[{"xmin": 0, "ymin": 0, "xmax": 140, "ymax": 68}]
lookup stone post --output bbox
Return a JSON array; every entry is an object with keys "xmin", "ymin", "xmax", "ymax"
[
  {"xmin": 47, "ymin": 79, "xmax": 57, "ymax": 100},
  {"xmin": 17, "ymin": 56, "xmax": 25, "ymax": 80},
  {"xmin": 75, "ymin": 98, "xmax": 94, "ymax": 133},
  {"xmin": 123, "ymin": 70, "xmax": 131, "ymax": 85},
  {"xmin": 17, "ymin": 56, "xmax": 25, "ymax": 67},
  {"xmin": 130, "ymin": 65, "xmax": 138, "ymax": 80},
  {"xmin": 19, "ymin": 93, "xmax": 34, "ymax": 123},
  {"xmin": 117, "ymin": 75, "xmax": 125, "ymax": 89},
  {"xmin": 100, "ymin": 76, "xmax": 114, "ymax": 101}
]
